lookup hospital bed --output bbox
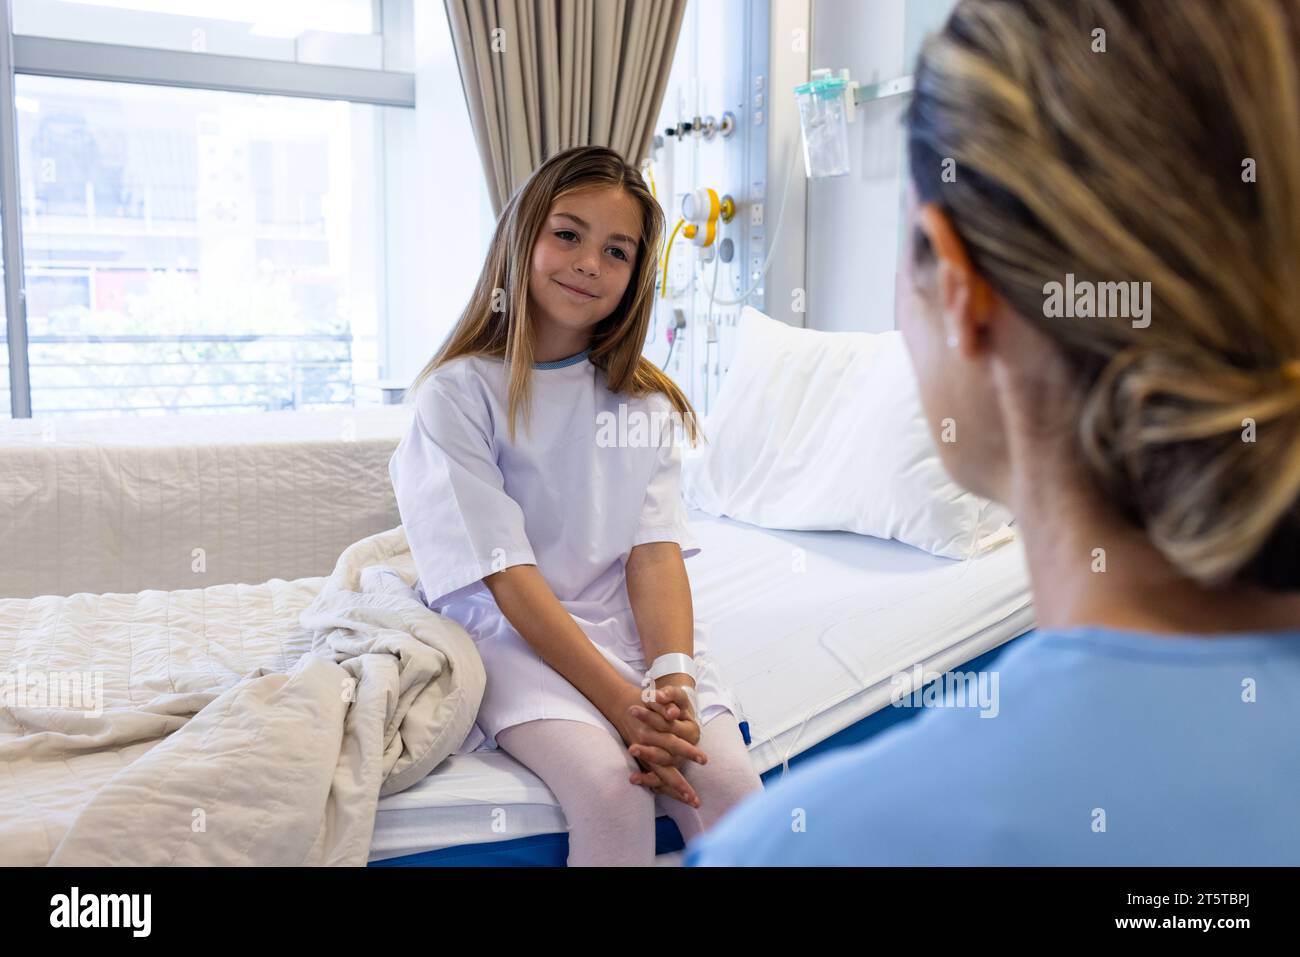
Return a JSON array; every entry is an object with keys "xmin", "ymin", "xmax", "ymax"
[
  {"xmin": 368, "ymin": 508, "xmax": 1033, "ymax": 866},
  {"xmin": 1, "ymin": 314, "xmax": 1035, "ymax": 865},
  {"xmin": 0, "ymin": 494, "xmax": 1029, "ymax": 866}
]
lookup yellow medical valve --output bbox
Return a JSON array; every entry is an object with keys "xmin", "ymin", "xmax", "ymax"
[{"xmin": 681, "ymin": 188, "xmax": 735, "ymax": 247}]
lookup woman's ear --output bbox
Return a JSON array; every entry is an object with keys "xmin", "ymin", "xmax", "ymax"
[{"xmin": 917, "ymin": 203, "xmax": 997, "ymax": 357}]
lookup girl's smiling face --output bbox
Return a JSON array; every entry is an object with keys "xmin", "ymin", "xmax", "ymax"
[{"xmin": 528, "ymin": 186, "xmax": 642, "ymax": 359}]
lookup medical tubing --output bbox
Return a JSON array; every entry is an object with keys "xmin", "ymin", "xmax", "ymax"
[
  {"xmin": 709, "ymin": 133, "xmax": 802, "ymax": 307},
  {"xmin": 643, "ymin": 160, "xmax": 658, "ymax": 201},
  {"xmin": 759, "ymin": 519, "xmax": 1007, "ymax": 777},
  {"xmin": 703, "ymin": 249, "xmax": 722, "ymax": 414},
  {"xmin": 660, "ymin": 218, "xmax": 687, "ymax": 299}
]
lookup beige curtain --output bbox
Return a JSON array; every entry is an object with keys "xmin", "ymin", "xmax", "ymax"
[{"xmin": 443, "ymin": 0, "xmax": 688, "ymax": 214}]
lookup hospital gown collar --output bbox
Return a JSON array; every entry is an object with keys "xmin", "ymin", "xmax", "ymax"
[{"xmin": 532, "ymin": 348, "xmax": 591, "ymax": 370}]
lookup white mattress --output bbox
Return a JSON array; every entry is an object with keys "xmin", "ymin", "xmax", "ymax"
[{"xmin": 368, "ymin": 511, "xmax": 1035, "ymax": 861}]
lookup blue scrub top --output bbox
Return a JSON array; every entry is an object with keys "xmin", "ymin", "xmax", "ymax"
[{"xmin": 685, "ymin": 626, "xmax": 1300, "ymax": 866}]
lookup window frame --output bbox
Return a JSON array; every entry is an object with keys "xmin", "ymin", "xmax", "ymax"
[{"xmin": 0, "ymin": 0, "xmax": 415, "ymax": 418}]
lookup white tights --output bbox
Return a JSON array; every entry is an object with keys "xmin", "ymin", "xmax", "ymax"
[{"xmin": 495, "ymin": 710, "xmax": 764, "ymax": 866}]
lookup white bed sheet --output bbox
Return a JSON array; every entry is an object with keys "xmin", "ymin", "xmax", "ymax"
[{"xmin": 367, "ymin": 511, "xmax": 1034, "ymax": 862}]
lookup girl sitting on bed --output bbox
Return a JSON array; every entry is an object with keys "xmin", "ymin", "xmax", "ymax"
[
  {"xmin": 689, "ymin": 0, "xmax": 1300, "ymax": 865},
  {"xmin": 388, "ymin": 145, "xmax": 763, "ymax": 866}
]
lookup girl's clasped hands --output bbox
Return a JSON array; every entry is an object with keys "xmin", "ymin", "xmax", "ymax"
[{"xmin": 617, "ymin": 684, "xmax": 708, "ymax": 808}]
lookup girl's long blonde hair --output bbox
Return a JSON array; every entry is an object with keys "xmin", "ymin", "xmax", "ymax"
[
  {"xmin": 408, "ymin": 145, "xmax": 701, "ymax": 446},
  {"xmin": 906, "ymin": 0, "xmax": 1300, "ymax": 590}
]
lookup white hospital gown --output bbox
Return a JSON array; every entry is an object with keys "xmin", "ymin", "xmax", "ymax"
[{"xmin": 389, "ymin": 350, "xmax": 738, "ymax": 754}]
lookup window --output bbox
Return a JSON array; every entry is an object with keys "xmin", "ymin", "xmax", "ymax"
[
  {"xmin": 0, "ymin": 235, "xmax": 7, "ymax": 417},
  {"xmin": 12, "ymin": 0, "xmax": 401, "ymax": 70},
  {"xmin": 1, "ymin": 0, "xmax": 493, "ymax": 419},
  {"xmin": 17, "ymin": 76, "xmax": 388, "ymax": 415}
]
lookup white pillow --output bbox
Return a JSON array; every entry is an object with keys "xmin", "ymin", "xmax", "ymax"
[{"xmin": 682, "ymin": 307, "xmax": 1013, "ymax": 559}]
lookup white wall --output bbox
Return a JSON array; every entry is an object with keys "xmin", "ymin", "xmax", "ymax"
[
  {"xmin": 382, "ymin": 2, "xmax": 496, "ymax": 386},
  {"xmin": 804, "ymin": 0, "xmax": 955, "ymax": 333},
  {"xmin": 764, "ymin": 0, "xmax": 811, "ymax": 336}
]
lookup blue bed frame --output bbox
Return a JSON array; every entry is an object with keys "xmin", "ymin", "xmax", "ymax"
[{"xmin": 369, "ymin": 634, "xmax": 1030, "ymax": 866}]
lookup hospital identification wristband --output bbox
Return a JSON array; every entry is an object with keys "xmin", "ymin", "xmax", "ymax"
[{"xmin": 644, "ymin": 653, "xmax": 699, "ymax": 719}]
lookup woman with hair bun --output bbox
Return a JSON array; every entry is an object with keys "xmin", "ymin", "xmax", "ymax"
[{"xmin": 689, "ymin": 0, "xmax": 1300, "ymax": 866}]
